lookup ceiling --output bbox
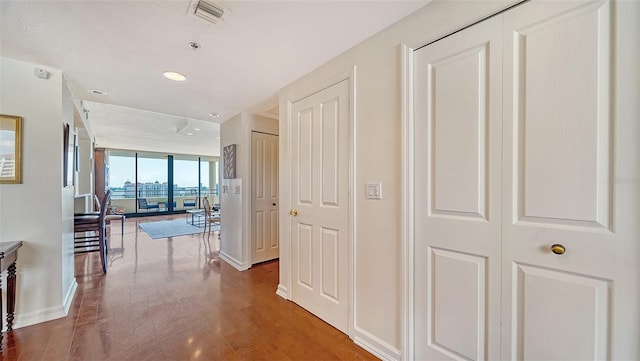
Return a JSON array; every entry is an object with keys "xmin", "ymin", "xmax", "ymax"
[{"xmin": 1, "ymin": 0, "xmax": 428, "ymax": 157}]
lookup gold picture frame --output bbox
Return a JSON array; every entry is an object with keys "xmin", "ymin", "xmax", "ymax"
[{"xmin": 0, "ymin": 114, "xmax": 23, "ymax": 184}]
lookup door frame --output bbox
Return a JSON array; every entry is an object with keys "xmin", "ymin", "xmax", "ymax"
[
  {"xmin": 250, "ymin": 130, "xmax": 279, "ymax": 265},
  {"xmin": 278, "ymin": 66, "xmax": 356, "ymax": 338},
  {"xmin": 401, "ymin": 2, "xmax": 525, "ymax": 359},
  {"xmin": 232, "ymin": 119, "xmax": 278, "ymax": 271}
]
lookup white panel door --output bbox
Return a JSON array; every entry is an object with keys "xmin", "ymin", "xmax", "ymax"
[
  {"xmin": 251, "ymin": 131, "xmax": 279, "ymax": 264},
  {"xmin": 502, "ymin": 1, "xmax": 639, "ymax": 359},
  {"xmin": 414, "ymin": 16, "xmax": 503, "ymax": 360},
  {"xmin": 290, "ymin": 79, "xmax": 350, "ymax": 333}
]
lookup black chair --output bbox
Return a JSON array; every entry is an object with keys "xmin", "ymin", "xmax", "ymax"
[
  {"xmin": 138, "ymin": 198, "xmax": 159, "ymax": 212},
  {"xmin": 159, "ymin": 200, "xmax": 176, "ymax": 210},
  {"xmin": 74, "ymin": 190, "xmax": 112, "ymax": 273},
  {"xmin": 106, "ymin": 207, "xmax": 125, "ymax": 237},
  {"xmin": 83, "ymin": 194, "xmax": 125, "ymax": 236}
]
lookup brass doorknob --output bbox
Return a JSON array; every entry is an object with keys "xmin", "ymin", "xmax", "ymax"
[
  {"xmin": 551, "ymin": 244, "xmax": 566, "ymax": 255},
  {"xmin": 290, "ymin": 209, "xmax": 298, "ymax": 216}
]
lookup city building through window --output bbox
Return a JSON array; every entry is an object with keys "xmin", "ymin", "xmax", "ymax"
[{"xmin": 108, "ymin": 150, "xmax": 219, "ymax": 215}]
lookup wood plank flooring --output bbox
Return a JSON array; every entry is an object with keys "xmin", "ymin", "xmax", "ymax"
[{"xmin": 4, "ymin": 214, "xmax": 377, "ymax": 360}]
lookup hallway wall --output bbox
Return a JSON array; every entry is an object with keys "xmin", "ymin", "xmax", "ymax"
[
  {"xmin": 220, "ymin": 112, "xmax": 278, "ymax": 270},
  {"xmin": 0, "ymin": 57, "xmax": 77, "ymax": 328},
  {"xmin": 278, "ymin": 1, "xmax": 520, "ymax": 358}
]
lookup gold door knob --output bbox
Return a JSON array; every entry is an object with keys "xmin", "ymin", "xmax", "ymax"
[
  {"xmin": 290, "ymin": 209, "xmax": 298, "ymax": 216},
  {"xmin": 551, "ymin": 244, "xmax": 566, "ymax": 255}
]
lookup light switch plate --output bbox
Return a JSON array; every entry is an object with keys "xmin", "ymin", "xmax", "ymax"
[{"xmin": 366, "ymin": 182, "xmax": 382, "ymax": 200}]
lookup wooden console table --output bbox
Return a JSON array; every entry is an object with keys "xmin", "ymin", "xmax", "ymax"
[{"xmin": 0, "ymin": 241, "xmax": 22, "ymax": 350}]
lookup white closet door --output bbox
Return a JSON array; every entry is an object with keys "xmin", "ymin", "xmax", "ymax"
[
  {"xmin": 289, "ymin": 79, "xmax": 350, "ymax": 334},
  {"xmin": 501, "ymin": 1, "xmax": 639, "ymax": 359},
  {"xmin": 413, "ymin": 16, "xmax": 503, "ymax": 360},
  {"xmin": 251, "ymin": 131, "xmax": 279, "ymax": 264}
]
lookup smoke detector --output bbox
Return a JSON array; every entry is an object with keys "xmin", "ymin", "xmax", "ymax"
[{"xmin": 187, "ymin": 0, "xmax": 229, "ymax": 26}]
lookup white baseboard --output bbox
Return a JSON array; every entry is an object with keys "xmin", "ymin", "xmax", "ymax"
[
  {"xmin": 12, "ymin": 305, "xmax": 67, "ymax": 330},
  {"xmin": 63, "ymin": 279, "xmax": 78, "ymax": 314},
  {"xmin": 11, "ymin": 279, "xmax": 77, "ymax": 331},
  {"xmin": 354, "ymin": 327, "xmax": 401, "ymax": 361},
  {"xmin": 276, "ymin": 284, "xmax": 289, "ymax": 299},
  {"xmin": 219, "ymin": 250, "xmax": 250, "ymax": 271}
]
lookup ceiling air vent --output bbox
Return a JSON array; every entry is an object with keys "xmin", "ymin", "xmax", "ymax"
[{"xmin": 188, "ymin": 0, "xmax": 227, "ymax": 25}]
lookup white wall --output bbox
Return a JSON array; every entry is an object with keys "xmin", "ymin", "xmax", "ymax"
[
  {"xmin": 76, "ymin": 127, "xmax": 94, "ymax": 197},
  {"xmin": 278, "ymin": 1, "xmax": 520, "ymax": 358},
  {"xmin": 220, "ymin": 113, "xmax": 245, "ymax": 269},
  {"xmin": 220, "ymin": 112, "xmax": 278, "ymax": 270},
  {"xmin": 60, "ymin": 74, "xmax": 77, "ymax": 314},
  {"xmin": 0, "ymin": 57, "xmax": 77, "ymax": 328},
  {"xmin": 74, "ymin": 100, "xmax": 95, "ymax": 203}
]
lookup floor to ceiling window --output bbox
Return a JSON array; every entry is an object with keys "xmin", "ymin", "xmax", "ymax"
[
  {"xmin": 109, "ymin": 151, "xmax": 136, "ymax": 213},
  {"xmin": 200, "ymin": 158, "xmax": 220, "ymax": 207},
  {"xmin": 174, "ymin": 155, "xmax": 200, "ymax": 210},
  {"xmin": 137, "ymin": 152, "xmax": 169, "ymax": 212},
  {"xmin": 108, "ymin": 150, "xmax": 218, "ymax": 216}
]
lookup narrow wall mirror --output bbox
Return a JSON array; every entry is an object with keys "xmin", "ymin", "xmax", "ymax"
[{"xmin": 0, "ymin": 114, "xmax": 23, "ymax": 184}]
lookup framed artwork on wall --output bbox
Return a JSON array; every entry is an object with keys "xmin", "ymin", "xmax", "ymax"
[
  {"xmin": 63, "ymin": 123, "xmax": 76, "ymax": 187},
  {"xmin": 0, "ymin": 114, "xmax": 23, "ymax": 184},
  {"xmin": 223, "ymin": 144, "xmax": 236, "ymax": 179}
]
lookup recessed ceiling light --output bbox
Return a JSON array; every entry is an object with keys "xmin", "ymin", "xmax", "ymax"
[
  {"xmin": 163, "ymin": 71, "xmax": 187, "ymax": 81},
  {"xmin": 186, "ymin": 132, "xmax": 193, "ymax": 136},
  {"xmin": 90, "ymin": 89, "xmax": 107, "ymax": 95},
  {"xmin": 194, "ymin": 128, "xmax": 201, "ymax": 131},
  {"xmin": 209, "ymin": 113, "xmax": 220, "ymax": 118}
]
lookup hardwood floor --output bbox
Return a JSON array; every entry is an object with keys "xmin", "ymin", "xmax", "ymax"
[{"xmin": 5, "ymin": 214, "xmax": 377, "ymax": 361}]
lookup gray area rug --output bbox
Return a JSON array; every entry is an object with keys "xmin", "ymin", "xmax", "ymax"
[{"xmin": 138, "ymin": 219, "xmax": 203, "ymax": 239}]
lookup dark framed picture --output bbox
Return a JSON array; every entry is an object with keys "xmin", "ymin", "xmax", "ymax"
[{"xmin": 63, "ymin": 123, "xmax": 76, "ymax": 187}]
